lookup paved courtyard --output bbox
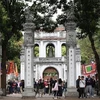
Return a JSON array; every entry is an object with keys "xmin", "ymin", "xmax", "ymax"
[{"xmin": 0, "ymin": 94, "xmax": 100, "ymax": 100}]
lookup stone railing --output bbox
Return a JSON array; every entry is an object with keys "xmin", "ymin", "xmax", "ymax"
[
  {"xmin": 34, "ymin": 57, "xmax": 67, "ymax": 63},
  {"xmin": 34, "ymin": 31, "xmax": 66, "ymax": 39}
]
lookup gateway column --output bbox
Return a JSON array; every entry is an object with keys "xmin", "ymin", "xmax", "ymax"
[
  {"xmin": 20, "ymin": 46, "xmax": 25, "ymax": 80},
  {"xmin": 22, "ymin": 8, "xmax": 35, "ymax": 98},
  {"xmin": 65, "ymin": 2, "xmax": 77, "ymax": 96},
  {"xmin": 76, "ymin": 45, "xmax": 81, "ymax": 80}
]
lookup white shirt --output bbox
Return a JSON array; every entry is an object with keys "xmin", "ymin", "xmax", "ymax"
[{"xmin": 79, "ymin": 79, "xmax": 85, "ymax": 88}]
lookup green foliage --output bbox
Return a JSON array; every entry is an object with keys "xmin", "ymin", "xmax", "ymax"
[
  {"xmin": 62, "ymin": 45, "xmax": 66, "ymax": 56},
  {"xmin": 13, "ymin": 57, "xmax": 20, "ymax": 72},
  {"xmin": 78, "ymin": 38, "xmax": 94, "ymax": 64},
  {"xmin": 7, "ymin": 34, "xmax": 23, "ymax": 59},
  {"xmin": 74, "ymin": 0, "xmax": 100, "ymax": 38},
  {"xmin": 56, "ymin": 1, "xmax": 72, "ymax": 25},
  {"xmin": 0, "ymin": 1, "xmax": 8, "ymax": 37},
  {"xmin": 34, "ymin": 46, "xmax": 39, "ymax": 57},
  {"xmin": 74, "ymin": 0, "xmax": 100, "ymax": 83},
  {"xmin": 1, "ymin": 0, "xmax": 25, "ymax": 41},
  {"xmin": 0, "ymin": 1, "xmax": 25, "ymax": 91},
  {"xmin": 7, "ymin": 33, "xmax": 23, "ymax": 72},
  {"xmin": 30, "ymin": 0, "xmax": 58, "ymax": 32}
]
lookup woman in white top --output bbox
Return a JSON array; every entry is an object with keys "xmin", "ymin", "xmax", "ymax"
[
  {"xmin": 52, "ymin": 80, "xmax": 58, "ymax": 99},
  {"xmin": 79, "ymin": 76, "xmax": 85, "ymax": 98}
]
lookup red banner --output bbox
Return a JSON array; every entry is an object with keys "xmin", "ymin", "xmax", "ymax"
[
  {"xmin": 82, "ymin": 62, "xmax": 97, "ymax": 76},
  {"xmin": 6, "ymin": 61, "xmax": 19, "ymax": 77}
]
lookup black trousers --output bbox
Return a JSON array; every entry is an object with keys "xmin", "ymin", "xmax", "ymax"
[{"xmin": 79, "ymin": 88, "xmax": 85, "ymax": 98}]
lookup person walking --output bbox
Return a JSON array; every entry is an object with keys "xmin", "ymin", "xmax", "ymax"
[
  {"xmin": 57, "ymin": 78, "xmax": 63, "ymax": 98},
  {"xmin": 52, "ymin": 79, "xmax": 58, "ymax": 99},
  {"xmin": 38, "ymin": 79, "xmax": 45, "ymax": 97}
]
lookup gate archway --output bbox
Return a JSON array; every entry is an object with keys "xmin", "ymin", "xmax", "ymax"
[{"xmin": 43, "ymin": 67, "xmax": 59, "ymax": 80}]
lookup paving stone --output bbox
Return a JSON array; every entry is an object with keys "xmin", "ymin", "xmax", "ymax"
[{"xmin": 0, "ymin": 93, "xmax": 99, "ymax": 100}]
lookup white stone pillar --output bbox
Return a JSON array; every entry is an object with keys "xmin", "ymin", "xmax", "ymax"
[
  {"xmin": 39, "ymin": 41, "xmax": 43, "ymax": 57},
  {"xmin": 22, "ymin": 8, "xmax": 35, "ymax": 98},
  {"xmin": 56, "ymin": 41, "xmax": 61, "ymax": 57},
  {"xmin": 66, "ymin": 45, "xmax": 78, "ymax": 96},
  {"xmin": 76, "ymin": 62, "xmax": 81, "ymax": 79},
  {"xmin": 20, "ymin": 46, "xmax": 25, "ymax": 80},
  {"xmin": 24, "ymin": 46, "xmax": 34, "ymax": 87},
  {"xmin": 65, "ymin": 2, "xmax": 78, "ymax": 96},
  {"xmin": 67, "ymin": 46, "xmax": 76, "ymax": 87},
  {"xmin": 20, "ymin": 62, "xmax": 25, "ymax": 80},
  {"xmin": 76, "ymin": 46, "xmax": 81, "ymax": 80},
  {"xmin": 64, "ymin": 64, "xmax": 67, "ymax": 81},
  {"xmin": 35, "ymin": 64, "xmax": 37, "ymax": 80},
  {"xmin": 44, "ymin": 42, "xmax": 46, "ymax": 57}
]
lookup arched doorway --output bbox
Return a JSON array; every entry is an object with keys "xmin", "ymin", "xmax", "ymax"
[
  {"xmin": 43, "ymin": 67, "xmax": 59, "ymax": 80},
  {"xmin": 34, "ymin": 44, "xmax": 39, "ymax": 57},
  {"xmin": 61, "ymin": 43, "xmax": 67, "ymax": 56}
]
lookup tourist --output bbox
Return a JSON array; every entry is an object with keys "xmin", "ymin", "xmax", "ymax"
[
  {"xmin": 76, "ymin": 76, "xmax": 81, "ymax": 98},
  {"xmin": 44, "ymin": 80, "xmax": 48, "ymax": 94},
  {"xmin": 62, "ymin": 80, "xmax": 67, "ymax": 97},
  {"xmin": 12, "ymin": 80, "xmax": 17, "ymax": 93},
  {"xmin": 38, "ymin": 79, "xmax": 45, "ymax": 97},
  {"xmin": 57, "ymin": 78, "xmax": 63, "ymax": 98},
  {"xmin": 17, "ymin": 80, "xmax": 21, "ymax": 93},
  {"xmin": 50, "ymin": 78, "xmax": 55, "ymax": 94},
  {"xmin": 95, "ymin": 77, "xmax": 100, "ymax": 96},
  {"xmin": 20, "ymin": 80, "xmax": 24, "ymax": 93},
  {"xmin": 79, "ymin": 76, "xmax": 85, "ymax": 98},
  {"xmin": 91, "ymin": 76, "xmax": 95, "ymax": 97},
  {"xmin": 34, "ymin": 79, "xmax": 39, "ymax": 96},
  {"xmin": 8, "ymin": 80, "xmax": 13, "ymax": 94},
  {"xmin": 85, "ymin": 75, "xmax": 93, "ymax": 98},
  {"xmin": 52, "ymin": 79, "xmax": 58, "ymax": 99}
]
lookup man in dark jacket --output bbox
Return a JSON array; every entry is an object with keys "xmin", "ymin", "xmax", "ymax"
[
  {"xmin": 85, "ymin": 75, "xmax": 93, "ymax": 97},
  {"xmin": 76, "ymin": 76, "xmax": 81, "ymax": 98},
  {"xmin": 38, "ymin": 79, "xmax": 45, "ymax": 97},
  {"xmin": 91, "ymin": 76, "xmax": 95, "ymax": 97}
]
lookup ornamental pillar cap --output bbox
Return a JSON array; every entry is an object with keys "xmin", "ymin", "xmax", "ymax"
[{"xmin": 20, "ymin": 45, "xmax": 25, "ymax": 55}]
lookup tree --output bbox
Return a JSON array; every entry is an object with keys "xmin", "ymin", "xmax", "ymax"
[
  {"xmin": 74, "ymin": 0, "xmax": 100, "ymax": 83},
  {"xmin": 44, "ymin": 1, "xmax": 100, "ymax": 84},
  {"xmin": 78, "ymin": 32, "xmax": 100, "ymax": 65},
  {"xmin": 78, "ymin": 38, "xmax": 94, "ymax": 64},
  {"xmin": 30, "ymin": 0, "xmax": 58, "ymax": 32},
  {"xmin": 0, "ymin": 0, "xmax": 25, "ymax": 95},
  {"xmin": 7, "ymin": 34, "xmax": 23, "ymax": 72}
]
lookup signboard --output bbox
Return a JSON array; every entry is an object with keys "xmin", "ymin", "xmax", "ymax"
[{"xmin": 82, "ymin": 62, "xmax": 97, "ymax": 76}]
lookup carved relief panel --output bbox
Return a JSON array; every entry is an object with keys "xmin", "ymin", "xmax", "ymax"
[{"xmin": 24, "ymin": 33, "xmax": 33, "ymax": 44}]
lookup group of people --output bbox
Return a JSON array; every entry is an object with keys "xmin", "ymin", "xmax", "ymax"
[
  {"xmin": 7, "ymin": 75, "xmax": 99, "ymax": 99},
  {"xmin": 34, "ymin": 78, "xmax": 67, "ymax": 99},
  {"xmin": 7, "ymin": 79, "xmax": 24, "ymax": 94},
  {"xmin": 76, "ymin": 75, "xmax": 99, "ymax": 98}
]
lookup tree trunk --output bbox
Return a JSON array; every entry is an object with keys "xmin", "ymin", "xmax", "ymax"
[
  {"xmin": 1, "ymin": 40, "xmax": 7, "ymax": 96},
  {"xmin": 88, "ymin": 34, "xmax": 100, "ymax": 86}
]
